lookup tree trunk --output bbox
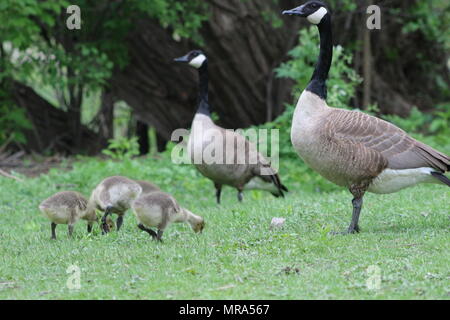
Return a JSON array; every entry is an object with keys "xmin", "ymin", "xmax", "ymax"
[
  {"xmin": 67, "ymin": 66, "xmax": 83, "ymax": 151},
  {"xmin": 362, "ymin": 0, "xmax": 372, "ymax": 108},
  {"xmin": 11, "ymin": 81, "xmax": 100, "ymax": 154},
  {"xmin": 97, "ymin": 89, "xmax": 115, "ymax": 141},
  {"xmin": 156, "ymin": 131, "xmax": 167, "ymax": 153},
  {"xmin": 136, "ymin": 120, "xmax": 149, "ymax": 155}
]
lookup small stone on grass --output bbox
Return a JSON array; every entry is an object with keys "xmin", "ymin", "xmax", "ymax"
[{"xmin": 270, "ymin": 217, "xmax": 286, "ymax": 230}]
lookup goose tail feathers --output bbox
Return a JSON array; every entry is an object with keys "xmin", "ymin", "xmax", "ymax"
[{"xmin": 431, "ymin": 172, "xmax": 450, "ymax": 187}]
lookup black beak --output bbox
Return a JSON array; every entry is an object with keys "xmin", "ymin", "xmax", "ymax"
[
  {"xmin": 282, "ymin": 5, "xmax": 306, "ymax": 16},
  {"xmin": 174, "ymin": 54, "xmax": 190, "ymax": 63}
]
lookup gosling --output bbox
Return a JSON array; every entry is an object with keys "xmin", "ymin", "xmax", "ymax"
[
  {"xmin": 132, "ymin": 191, "xmax": 204, "ymax": 241},
  {"xmin": 39, "ymin": 191, "xmax": 96, "ymax": 239},
  {"xmin": 134, "ymin": 180, "xmax": 160, "ymax": 195},
  {"xmin": 87, "ymin": 176, "xmax": 142, "ymax": 234}
]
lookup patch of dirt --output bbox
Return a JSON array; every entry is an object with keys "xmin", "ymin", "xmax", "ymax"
[{"xmin": 0, "ymin": 151, "xmax": 73, "ymax": 178}]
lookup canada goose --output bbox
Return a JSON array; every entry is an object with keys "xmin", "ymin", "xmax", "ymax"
[
  {"xmin": 174, "ymin": 50, "xmax": 288, "ymax": 204},
  {"xmin": 132, "ymin": 191, "xmax": 204, "ymax": 241},
  {"xmin": 282, "ymin": 1, "xmax": 450, "ymax": 233},
  {"xmin": 39, "ymin": 191, "xmax": 95, "ymax": 239},
  {"xmin": 134, "ymin": 180, "xmax": 160, "ymax": 195},
  {"xmin": 87, "ymin": 176, "xmax": 142, "ymax": 234}
]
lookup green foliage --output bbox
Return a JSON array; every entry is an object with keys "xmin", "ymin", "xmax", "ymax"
[
  {"xmin": 400, "ymin": 0, "xmax": 450, "ymax": 50},
  {"xmin": 261, "ymin": 9, "xmax": 284, "ymax": 29},
  {"xmin": 327, "ymin": 0, "xmax": 357, "ymax": 12},
  {"xmin": 102, "ymin": 136, "xmax": 140, "ymax": 160},
  {"xmin": 429, "ymin": 103, "xmax": 450, "ymax": 137},
  {"xmin": 20, "ymin": 44, "xmax": 114, "ymax": 98},
  {"xmin": 136, "ymin": 0, "xmax": 209, "ymax": 44},
  {"xmin": 0, "ymin": 104, "xmax": 32, "ymax": 146},
  {"xmin": 0, "ymin": 0, "xmax": 66, "ymax": 50}
]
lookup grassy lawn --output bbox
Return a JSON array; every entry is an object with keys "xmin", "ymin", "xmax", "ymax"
[{"xmin": 0, "ymin": 156, "xmax": 449, "ymax": 299}]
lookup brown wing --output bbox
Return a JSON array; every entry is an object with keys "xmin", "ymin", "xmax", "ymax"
[
  {"xmin": 223, "ymin": 127, "xmax": 288, "ymax": 195},
  {"xmin": 328, "ymin": 109, "xmax": 449, "ymax": 172}
]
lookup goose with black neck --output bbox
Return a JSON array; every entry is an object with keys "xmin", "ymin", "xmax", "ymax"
[
  {"xmin": 174, "ymin": 50, "xmax": 288, "ymax": 204},
  {"xmin": 283, "ymin": 1, "xmax": 450, "ymax": 234}
]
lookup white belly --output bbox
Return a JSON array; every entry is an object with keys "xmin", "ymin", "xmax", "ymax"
[
  {"xmin": 368, "ymin": 167, "xmax": 436, "ymax": 194},
  {"xmin": 133, "ymin": 205, "xmax": 163, "ymax": 228},
  {"xmin": 40, "ymin": 206, "xmax": 75, "ymax": 224}
]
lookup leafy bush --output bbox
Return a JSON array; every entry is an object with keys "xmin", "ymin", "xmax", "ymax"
[
  {"xmin": 400, "ymin": 1, "xmax": 450, "ymax": 50},
  {"xmin": 0, "ymin": 102, "xmax": 32, "ymax": 147},
  {"xmin": 102, "ymin": 136, "xmax": 140, "ymax": 160},
  {"xmin": 429, "ymin": 103, "xmax": 450, "ymax": 137}
]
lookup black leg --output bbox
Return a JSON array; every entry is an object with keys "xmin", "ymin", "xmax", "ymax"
[
  {"xmin": 237, "ymin": 190, "xmax": 243, "ymax": 202},
  {"xmin": 68, "ymin": 224, "xmax": 74, "ymax": 237},
  {"xmin": 347, "ymin": 197, "xmax": 363, "ymax": 234},
  {"xmin": 331, "ymin": 184, "xmax": 367, "ymax": 236},
  {"xmin": 156, "ymin": 229, "xmax": 164, "ymax": 242},
  {"xmin": 138, "ymin": 224, "xmax": 157, "ymax": 239},
  {"xmin": 214, "ymin": 183, "xmax": 222, "ymax": 204},
  {"xmin": 87, "ymin": 223, "xmax": 93, "ymax": 233},
  {"xmin": 101, "ymin": 207, "xmax": 112, "ymax": 234},
  {"xmin": 51, "ymin": 222, "xmax": 57, "ymax": 240},
  {"xmin": 116, "ymin": 216, "xmax": 123, "ymax": 231}
]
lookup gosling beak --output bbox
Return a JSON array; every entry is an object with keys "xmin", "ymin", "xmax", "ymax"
[
  {"xmin": 174, "ymin": 54, "xmax": 190, "ymax": 63},
  {"xmin": 282, "ymin": 5, "xmax": 306, "ymax": 16}
]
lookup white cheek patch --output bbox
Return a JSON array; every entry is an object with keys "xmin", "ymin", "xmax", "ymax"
[
  {"xmin": 307, "ymin": 7, "xmax": 328, "ymax": 24},
  {"xmin": 189, "ymin": 54, "xmax": 206, "ymax": 69}
]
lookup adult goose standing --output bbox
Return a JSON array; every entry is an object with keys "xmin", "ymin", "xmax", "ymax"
[
  {"xmin": 174, "ymin": 50, "xmax": 288, "ymax": 204},
  {"xmin": 282, "ymin": 1, "xmax": 450, "ymax": 233}
]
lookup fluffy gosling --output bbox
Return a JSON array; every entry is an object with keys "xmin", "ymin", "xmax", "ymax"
[
  {"xmin": 39, "ymin": 191, "xmax": 95, "ymax": 239},
  {"xmin": 132, "ymin": 191, "xmax": 204, "ymax": 241},
  {"xmin": 87, "ymin": 176, "xmax": 142, "ymax": 234}
]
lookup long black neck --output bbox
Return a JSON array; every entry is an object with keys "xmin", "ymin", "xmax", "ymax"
[
  {"xmin": 306, "ymin": 14, "xmax": 332, "ymax": 100},
  {"xmin": 196, "ymin": 62, "xmax": 211, "ymax": 116}
]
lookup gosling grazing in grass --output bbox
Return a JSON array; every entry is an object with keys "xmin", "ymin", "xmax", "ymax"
[
  {"xmin": 88, "ymin": 176, "xmax": 142, "ymax": 234},
  {"xmin": 174, "ymin": 50, "xmax": 288, "ymax": 204},
  {"xmin": 132, "ymin": 191, "xmax": 204, "ymax": 241},
  {"xmin": 283, "ymin": 1, "xmax": 450, "ymax": 234},
  {"xmin": 39, "ymin": 191, "xmax": 95, "ymax": 239}
]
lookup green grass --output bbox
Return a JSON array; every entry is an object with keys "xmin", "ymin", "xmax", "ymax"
[{"xmin": 0, "ymin": 156, "xmax": 449, "ymax": 299}]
